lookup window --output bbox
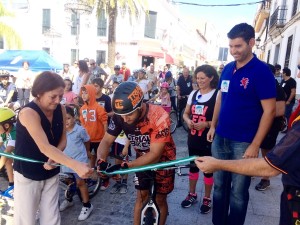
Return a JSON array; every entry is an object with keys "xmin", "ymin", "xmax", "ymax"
[
  {"xmin": 0, "ymin": 36, "xmax": 3, "ymax": 49},
  {"xmin": 284, "ymin": 35, "xmax": 293, "ymax": 67},
  {"xmin": 71, "ymin": 13, "xmax": 80, "ymax": 35},
  {"xmin": 97, "ymin": 10, "xmax": 107, "ymax": 36},
  {"xmin": 42, "ymin": 9, "xmax": 51, "ymax": 34},
  {"xmin": 273, "ymin": 44, "xmax": 280, "ymax": 65},
  {"xmin": 144, "ymin": 11, "xmax": 157, "ymax": 39},
  {"xmin": 71, "ymin": 49, "xmax": 78, "ymax": 63},
  {"xmin": 42, "ymin": 47, "xmax": 50, "ymax": 54},
  {"xmin": 96, "ymin": 50, "xmax": 106, "ymax": 65},
  {"xmin": 291, "ymin": 0, "xmax": 298, "ymax": 17}
]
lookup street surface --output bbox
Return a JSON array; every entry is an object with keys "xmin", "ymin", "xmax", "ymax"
[{"xmin": 0, "ymin": 127, "xmax": 282, "ymax": 225}]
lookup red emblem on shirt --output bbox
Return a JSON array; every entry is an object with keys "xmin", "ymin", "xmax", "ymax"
[{"xmin": 240, "ymin": 77, "xmax": 249, "ymax": 89}]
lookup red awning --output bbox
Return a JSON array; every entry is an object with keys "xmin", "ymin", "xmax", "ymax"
[
  {"xmin": 165, "ymin": 53, "xmax": 174, "ymax": 64},
  {"xmin": 138, "ymin": 50, "xmax": 164, "ymax": 58}
]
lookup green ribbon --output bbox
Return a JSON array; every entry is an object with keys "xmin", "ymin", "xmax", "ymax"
[
  {"xmin": 0, "ymin": 151, "xmax": 197, "ymax": 174},
  {"xmin": 0, "ymin": 151, "xmax": 61, "ymax": 166},
  {"xmin": 103, "ymin": 155, "xmax": 197, "ymax": 175}
]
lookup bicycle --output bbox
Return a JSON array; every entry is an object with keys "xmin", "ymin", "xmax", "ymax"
[
  {"xmin": 140, "ymin": 164, "xmax": 190, "ymax": 225},
  {"xmin": 0, "ymin": 185, "xmax": 14, "ymax": 199},
  {"xmin": 59, "ymin": 170, "xmax": 101, "ymax": 202}
]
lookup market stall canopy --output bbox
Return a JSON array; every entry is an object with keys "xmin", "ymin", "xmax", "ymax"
[{"xmin": 0, "ymin": 50, "xmax": 62, "ymax": 72}]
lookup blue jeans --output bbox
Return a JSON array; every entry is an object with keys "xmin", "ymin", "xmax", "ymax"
[
  {"xmin": 285, "ymin": 103, "xmax": 294, "ymax": 123},
  {"xmin": 212, "ymin": 134, "xmax": 251, "ymax": 225}
]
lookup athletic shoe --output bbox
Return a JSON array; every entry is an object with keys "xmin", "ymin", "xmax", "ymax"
[
  {"xmin": 200, "ymin": 197, "xmax": 211, "ymax": 214},
  {"xmin": 59, "ymin": 200, "xmax": 74, "ymax": 212},
  {"xmin": 110, "ymin": 183, "xmax": 121, "ymax": 194},
  {"xmin": 119, "ymin": 183, "xmax": 128, "ymax": 194},
  {"xmin": 100, "ymin": 178, "xmax": 110, "ymax": 191},
  {"xmin": 255, "ymin": 179, "xmax": 270, "ymax": 191},
  {"xmin": 181, "ymin": 193, "xmax": 197, "ymax": 208},
  {"xmin": 78, "ymin": 204, "xmax": 94, "ymax": 221}
]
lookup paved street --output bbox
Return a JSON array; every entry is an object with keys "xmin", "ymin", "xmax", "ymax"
[{"xmin": 0, "ymin": 127, "xmax": 283, "ymax": 225}]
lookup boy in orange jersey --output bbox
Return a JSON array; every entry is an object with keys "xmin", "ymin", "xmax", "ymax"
[{"xmin": 80, "ymin": 84, "xmax": 108, "ymax": 169}]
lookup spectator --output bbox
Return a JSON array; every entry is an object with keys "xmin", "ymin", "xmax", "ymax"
[
  {"xmin": 73, "ymin": 60, "xmax": 90, "ymax": 95},
  {"xmin": 218, "ymin": 64, "xmax": 224, "ymax": 76},
  {"xmin": 92, "ymin": 78, "xmax": 113, "ymax": 117},
  {"xmin": 136, "ymin": 69, "xmax": 152, "ymax": 102},
  {"xmin": 62, "ymin": 78, "xmax": 78, "ymax": 105},
  {"xmin": 0, "ymin": 70, "xmax": 19, "ymax": 110},
  {"xmin": 255, "ymin": 64, "xmax": 286, "ymax": 191},
  {"xmin": 0, "ymin": 108, "xmax": 16, "ymax": 194},
  {"xmin": 104, "ymin": 65, "xmax": 124, "ymax": 87},
  {"xmin": 15, "ymin": 61, "xmax": 33, "ymax": 107},
  {"xmin": 206, "ymin": 23, "xmax": 276, "ymax": 225},
  {"xmin": 59, "ymin": 106, "xmax": 93, "ymax": 220},
  {"xmin": 120, "ymin": 62, "xmax": 131, "ymax": 81},
  {"xmin": 164, "ymin": 71, "xmax": 177, "ymax": 111},
  {"xmin": 181, "ymin": 65, "xmax": 219, "ymax": 214},
  {"xmin": 177, "ymin": 67, "xmax": 193, "ymax": 127},
  {"xmin": 59, "ymin": 64, "xmax": 74, "ymax": 81},
  {"xmin": 13, "ymin": 71, "xmax": 92, "ymax": 225},
  {"xmin": 80, "ymin": 84, "xmax": 108, "ymax": 188},
  {"xmin": 88, "ymin": 59, "xmax": 108, "ymax": 84},
  {"xmin": 281, "ymin": 67, "xmax": 296, "ymax": 126},
  {"xmin": 275, "ymin": 64, "xmax": 283, "ymax": 83}
]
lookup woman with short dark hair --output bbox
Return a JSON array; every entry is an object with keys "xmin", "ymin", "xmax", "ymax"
[{"xmin": 13, "ymin": 71, "xmax": 92, "ymax": 225}]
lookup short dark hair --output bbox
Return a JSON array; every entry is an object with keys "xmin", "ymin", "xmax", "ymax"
[
  {"xmin": 65, "ymin": 105, "xmax": 75, "ymax": 117},
  {"xmin": 194, "ymin": 65, "xmax": 219, "ymax": 89},
  {"xmin": 227, "ymin": 23, "xmax": 255, "ymax": 44},
  {"xmin": 32, "ymin": 71, "xmax": 65, "ymax": 97},
  {"xmin": 267, "ymin": 63, "xmax": 275, "ymax": 74},
  {"xmin": 92, "ymin": 77, "xmax": 104, "ymax": 88},
  {"xmin": 283, "ymin": 67, "xmax": 291, "ymax": 76},
  {"xmin": 274, "ymin": 64, "xmax": 281, "ymax": 70},
  {"xmin": 22, "ymin": 61, "xmax": 30, "ymax": 66}
]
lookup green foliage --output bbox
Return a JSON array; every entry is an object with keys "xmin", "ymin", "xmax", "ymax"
[{"xmin": 0, "ymin": 2, "xmax": 22, "ymax": 49}]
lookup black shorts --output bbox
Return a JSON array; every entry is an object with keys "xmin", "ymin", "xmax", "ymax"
[
  {"xmin": 110, "ymin": 142, "xmax": 132, "ymax": 157},
  {"xmin": 189, "ymin": 146, "xmax": 212, "ymax": 175},
  {"xmin": 134, "ymin": 170, "xmax": 175, "ymax": 194},
  {"xmin": 90, "ymin": 142, "xmax": 100, "ymax": 155}
]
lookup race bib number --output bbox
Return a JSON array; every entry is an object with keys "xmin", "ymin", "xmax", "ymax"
[
  {"xmin": 221, "ymin": 80, "xmax": 230, "ymax": 92},
  {"xmin": 195, "ymin": 105, "xmax": 204, "ymax": 115}
]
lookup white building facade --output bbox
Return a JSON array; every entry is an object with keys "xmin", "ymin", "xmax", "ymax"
[
  {"xmin": 254, "ymin": 0, "xmax": 300, "ymax": 93},
  {"xmin": 1, "ymin": 0, "xmax": 210, "ymax": 73}
]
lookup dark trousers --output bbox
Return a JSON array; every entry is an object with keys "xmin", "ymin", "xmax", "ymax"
[
  {"xmin": 17, "ymin": 88, "xmax": 30, "ymax": 107},
  {"xmin": 178, "ymin": 97, "xmax": 188, "ymax": 124}
]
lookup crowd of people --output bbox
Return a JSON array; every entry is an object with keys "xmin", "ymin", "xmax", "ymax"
[{"xmin": 0, "ymin": 22, "xmax": 300, "ymax": 225}]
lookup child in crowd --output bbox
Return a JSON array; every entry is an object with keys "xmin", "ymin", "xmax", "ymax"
[
  {"xmin": 104, "ymin": 65, "xmax": 123, "ymax": 87},
  {"xmin": 59, "ymin": 106, "xmax": 93, "ymax": 221},
  {"xmin": 62, "ymin": 78, "xmax": 78, "ymax": 105},
  {"xmin": 110, "ymin": 132, "xmax": 130, "ymax": 194},
  {"xmin": 108, "ymin": 81, "xmax": 131, "ymax": 194},
  {"xmin": 149, "ymin": 81, "xmax": 171, "ymax": 113},
  {"xmin": 80, "ymin": 85, "xmax": 108, "ymax": 188},
  {"xmin": 0, "ymin": 108, "xmax": 16, "ymax": 196},
  {"xmin": 92, "ymin": 78, "xmax": 113, "ymax": 117}
]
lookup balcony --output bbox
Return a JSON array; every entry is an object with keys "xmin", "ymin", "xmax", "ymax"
[{"xmin": 269, "ymin": 5, "xmax": 287, "ymax": 30}]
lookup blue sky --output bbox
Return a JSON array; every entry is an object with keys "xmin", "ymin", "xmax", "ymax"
[{"xmin": 176, "ymin": 0, "xmax": 258, "ymax": 35}]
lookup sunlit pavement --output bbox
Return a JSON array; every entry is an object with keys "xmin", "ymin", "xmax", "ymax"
[{"xmin": 0, "ymin": 128, "xmax": 283, "ymax": 225}]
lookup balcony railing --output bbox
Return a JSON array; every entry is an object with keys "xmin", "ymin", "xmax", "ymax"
[{"xmin": 269, "ymin": 5, "xmax": 287, "ymax": 29}]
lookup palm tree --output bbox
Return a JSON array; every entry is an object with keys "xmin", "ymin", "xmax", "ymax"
[
  {"xmin": 89, "ymin": 0, "xmax": 148, "ymax": 70},
  {"xmin": 0, "ymin": 2, "xmax": 22, "ymax": 49}
]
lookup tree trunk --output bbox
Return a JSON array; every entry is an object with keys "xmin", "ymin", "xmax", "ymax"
[{"xmin": 107, "ymin": 4, "xmax": 117, "ymax": 72}]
